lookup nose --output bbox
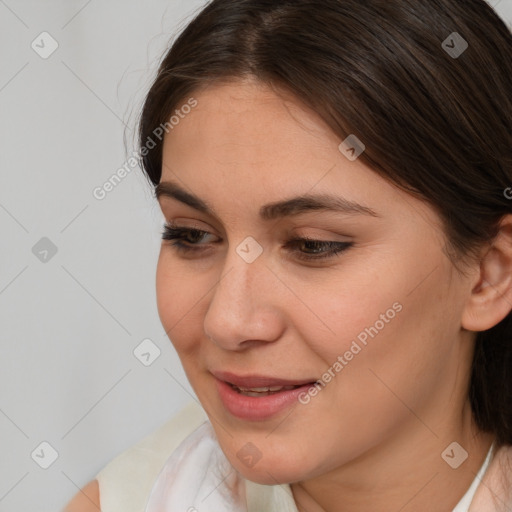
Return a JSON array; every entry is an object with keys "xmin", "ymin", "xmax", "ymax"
[{"xmin": 203, "ymin": 246, "xmax": 285, "ymax": 351}]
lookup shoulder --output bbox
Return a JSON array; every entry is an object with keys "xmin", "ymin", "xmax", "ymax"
[
  {"xmin": 62, "ymin": 479, "xmax": 100, "ymax": 512},
  {"xmin": 94, "ymin": 400, "xmax": 208, "ymax": 512}
]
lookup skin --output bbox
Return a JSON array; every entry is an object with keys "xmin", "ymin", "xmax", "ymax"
[
  {"xmin": 63, "ymin": 479, "xmax": 100, "ymax": 511},
  {"xmin": 153, "ymin": 79, "xmax": 512, "ymax": 512}
]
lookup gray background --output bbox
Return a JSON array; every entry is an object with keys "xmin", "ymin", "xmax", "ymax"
[{"xmin": 0, "ymin": 1, "xmax": 511, "ymax": 511}]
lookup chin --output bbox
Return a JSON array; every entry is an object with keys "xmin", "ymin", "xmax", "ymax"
[
  {"xmin": 218, "ymin": 438, "xmax": 316, "ymax": 485},
  {"xmin": 231, "ymin": 459, "xmax": 307, "ymax": 485}
]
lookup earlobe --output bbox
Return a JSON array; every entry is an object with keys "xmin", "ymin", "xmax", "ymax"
[{"xmin": 461, "ymin": 215, "xmax": 512, "ymax": 332}]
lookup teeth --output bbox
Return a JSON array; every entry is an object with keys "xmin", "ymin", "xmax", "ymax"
[
  {"xmin": 233, "ymin": 384, "xmax": 299, "ymax": 395},
  {"xmin": 269, "ymin": 385, "xmax": 292, "ymax": 391},
  {"xmin": 238, "ymin": 386, "xmax": 271, "ymax": 392}
]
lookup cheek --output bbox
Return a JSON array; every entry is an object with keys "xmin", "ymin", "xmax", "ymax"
[
  {"xmin": 324, "ymin": 272, "xmax": 459, "ymax": 425},
  {"xmin": 288, "ymin": 269, "xmax": 402, "ymax": 365},
  {"xmin": 296, "ymin": 261, "xmax": 459, "ymax": 414},
  {"xmin": 155, "ymin": 252, "xmax": 206, "ymax": 354},
  {"xmin": 155, "ymin": 254, "xmax": 178, "ymax": 330},
  {"xmin": 302, "ymin": 249, "xmax": 455, "ymax": 364}
]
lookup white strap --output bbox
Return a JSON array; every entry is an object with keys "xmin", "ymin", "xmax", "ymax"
[{"xmin": 453, "ymin": 441, "xmax": 495, "ymax": 512}]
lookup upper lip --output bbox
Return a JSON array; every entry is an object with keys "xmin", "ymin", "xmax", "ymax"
[{"xmin": 212, "ymin": 370, "xmax": 316, "ymax": 388}]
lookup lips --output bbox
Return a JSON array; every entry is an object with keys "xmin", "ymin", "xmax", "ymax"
[
  {"xmin": 212, "ymin": 370, "xmax": 318, "ymax": 420},
  {"xmin": 212, "ymin": 370, "xmax": 316, "ymax": 389}
]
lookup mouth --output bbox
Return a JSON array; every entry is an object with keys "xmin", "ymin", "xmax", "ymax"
[
  {"xmin": 228, "ymin": 383, "xmax": 307, "ymax": 397},
  {"xmin": 212, "ymin": 371, "xmax": 319, "ymax": 421}
]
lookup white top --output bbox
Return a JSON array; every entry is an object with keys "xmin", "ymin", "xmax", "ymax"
[
  {"xmin": 144, "ymin": 421, "xmax": 299, "ymax": 512},
  {"xmin": 95, "ymin": 401, "xmax": 496, "ymax": 512},
  {"xmin": 452, "ymin": 440, "xmax": 494, "ymax": 512}
]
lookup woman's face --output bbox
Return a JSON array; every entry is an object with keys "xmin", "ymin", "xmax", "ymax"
[{"xmin": 155, "ymin": 80, "xmax": 477, "ymax": 484}]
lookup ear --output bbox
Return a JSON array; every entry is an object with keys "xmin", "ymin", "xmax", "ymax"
[{"xmin": 462, "ymin": 214, "xmax": 512, "ymax": 332}]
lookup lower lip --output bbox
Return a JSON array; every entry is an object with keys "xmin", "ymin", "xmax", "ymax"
[{"xmin": 215, "ymin": 378, "xmax": 315, "ymax": 421}]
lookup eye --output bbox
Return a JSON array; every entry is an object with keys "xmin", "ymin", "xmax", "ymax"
[
  {"xmin": 283, "ymin": 236, "xmax": 353, "ymax": 261},
  {"xmin": 161, "ymin": 224, "xmax": 353, "ymax": 261},
  {"xmin": 161, "ymin": 224, "xmax": 217, "ymax": 250}
]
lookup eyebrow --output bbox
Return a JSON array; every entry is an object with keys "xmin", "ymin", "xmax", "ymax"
[{"xmin": 155, "ymin": 181, "xmax": 379, "ymax": 220}]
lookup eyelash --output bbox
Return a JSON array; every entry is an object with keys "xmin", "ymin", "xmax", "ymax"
[{"xmin": 161, "ymin": 224, "xmax": 353, "ymax": 262}]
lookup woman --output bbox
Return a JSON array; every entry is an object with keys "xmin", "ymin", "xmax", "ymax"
[{"xmin": 64, "ymin": 0, "xmax": 512, "ymax": 511}]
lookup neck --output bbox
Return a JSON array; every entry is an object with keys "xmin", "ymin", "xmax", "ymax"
[{"xmin": 291, "ymin": 401, "xmax": 495, "ymax": 512}]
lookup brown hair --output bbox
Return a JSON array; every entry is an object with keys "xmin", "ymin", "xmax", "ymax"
[{"xmin": 138, "ymin": 0, "xmax": 512, "ymax": 447}]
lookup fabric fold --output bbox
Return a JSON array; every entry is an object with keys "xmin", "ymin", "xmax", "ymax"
[
  {"xmin": 145, "ymin": 422, "xmax": 247, "ymax": 512},
  {"xmin": 144, "ymin": 417, "xmax": 511, "ymax": 512}
]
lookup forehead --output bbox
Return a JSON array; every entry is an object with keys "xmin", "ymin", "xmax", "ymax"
[
  {"xmin": 159, "ymin": 81, "xmax": 439, "ymax": 231},
  {"xmin": 162, "ymin": 80, "xmax": 338, "ymax": 168}
]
